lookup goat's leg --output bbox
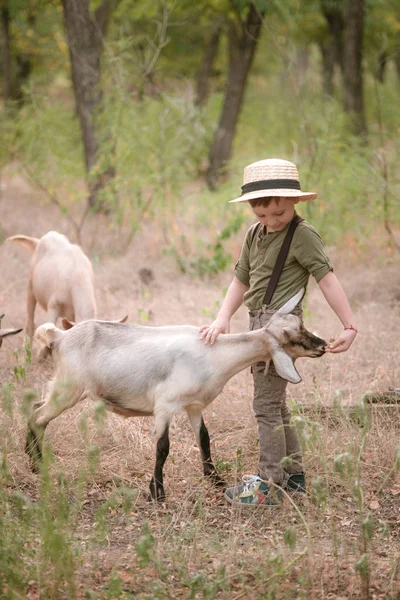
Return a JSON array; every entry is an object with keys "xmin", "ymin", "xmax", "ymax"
[
  {"xmin": 26, "ymin": 280, "xmax": 36, "ymax": 339},
  {"xmin": 149, "ymin": 425, "xmax": 170, "ymax": 502},
  {"xmin": 26, "ymin": 381, "xmax": 84, "ymax": 470},
  {"xmin": 47, "ymin": 304, "xmax": 61, "ymax": 326},
  {"xmin": 186, "ymin": 406, "xmax": 225, "ymax": 486}
]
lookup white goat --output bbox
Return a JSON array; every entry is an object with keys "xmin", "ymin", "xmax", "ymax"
[
  {"xmin": 28, "ymin": 289, "xmax": 326, "ymax": 501},
  {"xmin": 7, "ymin": 231, "xmax": 96, "ymax": 339},
  {"xmin": 0, "ymin": 313, "xmax": 22, "ymax": 347}
]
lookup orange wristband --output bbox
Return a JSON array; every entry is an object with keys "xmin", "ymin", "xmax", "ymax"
[{"xmin": 344, "ymin": 325, "xmax": 358, "ymax": 333}]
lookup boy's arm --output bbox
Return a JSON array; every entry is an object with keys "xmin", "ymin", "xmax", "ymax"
[
  {"xmin": 199, "ymin": 276, "xmax": 249, "ymax": 345},
  {"xmin": 317, "ymin": 271, "xmax": 357, "ymax": 353}
]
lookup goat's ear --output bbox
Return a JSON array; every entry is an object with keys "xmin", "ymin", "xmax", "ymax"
[
  {"xmin": 270, "ymin": 348, "xmax": 302, "ymax": 384},
  {"xmin": 277, "ymin": 288, "xmax": 305, "ymax": 315},
  {"xmin": 61, "ymin": 318, "xmax": 75, "ymax": 330}
]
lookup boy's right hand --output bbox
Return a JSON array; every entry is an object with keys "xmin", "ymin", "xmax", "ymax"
[{"xmin": 198, "ymin": 318, "xmax": 230, "ymax": 345}]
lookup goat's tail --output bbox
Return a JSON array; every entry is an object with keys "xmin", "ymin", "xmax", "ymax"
[
  {"xmin": 35, "ymin": 323, "xmax": 65, "ymax": 348},
  {"xmin": 6, "ymin": 235, "xmax": 40, "ymax": 253}
]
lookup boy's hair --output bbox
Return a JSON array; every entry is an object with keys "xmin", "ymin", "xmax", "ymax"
[{"xmin": 249, "ymin": 197, "xmax": 281, "ymax": 208}]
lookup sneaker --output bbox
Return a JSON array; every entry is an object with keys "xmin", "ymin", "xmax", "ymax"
[
  {"xmin": 224, "ymin": 475, "xmax": 282, "ymax": 507},
  {"xmin": 280, "ymin": 472, "xmax": 306, "ymax": 494}
]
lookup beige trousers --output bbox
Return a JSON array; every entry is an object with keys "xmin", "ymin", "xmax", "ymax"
[{"xmin": 249, "ymin": 308, "xmax": 304, "ymax": 483}]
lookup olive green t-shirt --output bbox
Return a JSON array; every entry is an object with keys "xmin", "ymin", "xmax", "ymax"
[{"xmin": 234, "ymin": 215, "xmax": 333, "ymax": 311}]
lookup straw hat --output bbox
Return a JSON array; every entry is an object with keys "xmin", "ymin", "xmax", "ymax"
[{"xmin": 229, "ymin": 158, "xmax": 317, "ymax": 203}]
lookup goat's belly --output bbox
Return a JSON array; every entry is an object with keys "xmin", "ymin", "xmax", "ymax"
[
  {"xmin": 96, "ymin": 386, "xmax": 155, "ymax": 416},
  {"xmin": 104, "ymin": 402, "xmax": 154, "ymax": 419}
]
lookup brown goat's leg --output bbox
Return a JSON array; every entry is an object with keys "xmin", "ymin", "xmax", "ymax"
[
  {"xmin": 149, "ymin": 426, "xmax": 170, "ymax": 502},
  {"xmin": 186, "ymin": 406, "xmax": 225, "ymax": 487},
  {"xmin": 26, "ymin": 281, "xmax": 36, "ymax": 339},
  {"xmin": 47, "ymin": 304, "xmax": 61, "ymax": 326}
]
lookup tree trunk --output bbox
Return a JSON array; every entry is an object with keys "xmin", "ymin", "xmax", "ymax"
[
  {"xmin": 62, "ymin": 0, "xmax": 112, "ymax": 210},
  {"xmin": 319, "ymin": 41, "xmax": 335, "ymax": 96},
  {"xmin": 1, "ymin": 2, "xmax": 34, "ymax": 104},
  {"xmin": 195, "ymin": 18, "xmax": 223, "ymax": 107},
  {"xmin": 206, "ymin": 5, "xmax": 264, "ymax": 190},
  {"xmin": 1, "ymin": 4, "xmax": 11, "ymax": 103},
  {"xmin": 394, "ymin": 33, "xmax": 400, "ymax": 83},
  {"xmin": 320, "ymin": 0, "xmax": 345, "ymax": 95},
  {"xmin": 342, "ymin": 0, "xmax": 367, "ymax": 137},
  {"xmin": 295, "ymin": 46, "xmax": 309, "ymax": 88},
  {"xmin": 376, "ymin": 50, "xmax": 388, "ymax": 83}
]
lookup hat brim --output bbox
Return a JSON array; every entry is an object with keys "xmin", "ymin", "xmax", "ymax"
[{"xmin": 229, "ymin": 189, "xmax": 317, "ymax": 203}]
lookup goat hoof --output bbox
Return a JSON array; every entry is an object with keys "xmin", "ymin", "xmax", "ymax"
[
  {"xmin": 25, "ymin": 429, "xmax": 43, "ymax": 470},
  {"xmin": 206, "ymin": 471, "xmax": 226, "ymax": 487},
  {"xmin": 148, "ymin": 492, "xmax": 166, "ymax": 504},
  {"xmin": 214, "ymin": 476, "xmax": 226, "ymax": 487},
  {"xmin": 29, "ymin": 460, "xmax": 40, "ymax": 474},
  {"xmin": 149, "ymin": 479, "xmax": 166, "ymax": 503},
  {"xmin": 212, "ymin": 476, "xmax": 226, "ymax": 488}
]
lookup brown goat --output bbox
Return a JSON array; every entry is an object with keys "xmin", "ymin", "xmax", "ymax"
[{"xmin": 7, "ymin": 231, "xmax": 97, "ymax": 339}]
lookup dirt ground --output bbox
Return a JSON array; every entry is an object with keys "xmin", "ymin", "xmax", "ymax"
[{"xmin": 1, "ymin": 170, "xmax": 400, "ymax": 598}]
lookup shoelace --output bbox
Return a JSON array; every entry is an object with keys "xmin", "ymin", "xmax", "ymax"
[{"xmin": 241, "ymin": 474, "xmax": 264, "ymax": 494}]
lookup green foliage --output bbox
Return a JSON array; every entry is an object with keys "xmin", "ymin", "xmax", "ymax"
[
  {"xmin": 188, "ymin": 212, "xmax": 246, "ymax": 277},
  {"xmin": 135, "ymin": 521, "xmax": 155, "ymax": 568},
  {"xmin": 233, "ymin": 68, "xmax": 400, "ymax": 245},
  {"xmin": 283, "ymin": 525, "xmax": 297, "ymax": 551},
  {"xmin": 4, "ymin": 0, "xmax": 400, "ymax": 264}
]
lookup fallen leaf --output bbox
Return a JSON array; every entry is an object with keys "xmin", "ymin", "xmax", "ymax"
[{"xmin": 369, "ymin": 500, "xmax": 380, "ymax": 510}]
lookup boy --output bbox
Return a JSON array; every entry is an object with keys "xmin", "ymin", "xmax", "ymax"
[{"xmin": 199, "ymin": 158, "xmax": 357, "ymax": 507}]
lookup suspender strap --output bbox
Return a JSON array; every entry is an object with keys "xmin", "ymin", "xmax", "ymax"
[{"xmin": 262, "ymin": 214, "xmax": 304, "ymax": 308}]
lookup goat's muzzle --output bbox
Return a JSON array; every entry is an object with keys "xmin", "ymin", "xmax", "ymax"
[
  {"xmin": 310, "ymin": 346, "xmax": 326, "ymax": 357},
  {"xmin": 310, "ymin": 335, "xmax": 327, "ymax": 357}
]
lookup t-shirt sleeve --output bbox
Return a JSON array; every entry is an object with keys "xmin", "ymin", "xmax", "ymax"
[
  {"xmin": 293, "ymin": 224, "xmax": 333, "ymax": 283},
  {"xmin": 233, "ymin": 226, "xmax": 254, "ymax": 287}
]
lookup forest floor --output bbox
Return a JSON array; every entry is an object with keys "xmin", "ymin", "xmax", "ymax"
[{"xmin": 0, "ymin": 170, "xmax": 400, "ymax": 599}]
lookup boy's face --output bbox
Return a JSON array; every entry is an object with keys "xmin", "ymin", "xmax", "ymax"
[{"xmin": 251, "ymin": 197, "xmax": 299, "ymax": 232}]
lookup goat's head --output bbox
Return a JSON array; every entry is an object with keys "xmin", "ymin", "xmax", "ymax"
[{"xmin": 263, "ymin": 289, "xmax": 327, "ymax": 384}]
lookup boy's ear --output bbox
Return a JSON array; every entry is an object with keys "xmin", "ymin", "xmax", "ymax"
[{"xmin": 293, "ymin": 198, "xmax": 300, "ymax": 204}]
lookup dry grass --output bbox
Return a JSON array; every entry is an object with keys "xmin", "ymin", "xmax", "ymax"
[{"xmin": 1, "ymin": 172, "xmax": 400, "ymax": 599}]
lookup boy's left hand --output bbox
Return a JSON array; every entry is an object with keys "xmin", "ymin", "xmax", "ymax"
[{"xmin": 325, "ymin": 329, "xmax": 357, "ymax": 353}]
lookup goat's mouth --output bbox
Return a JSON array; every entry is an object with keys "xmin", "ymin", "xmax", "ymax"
[{"xmin": 310, "ymin": 346, "xmax": 326, "ymax": 357}]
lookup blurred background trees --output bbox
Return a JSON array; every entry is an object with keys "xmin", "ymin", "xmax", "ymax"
[{"xmin": 0, "ymin": 0, "xmax": 399, "ymax": 254}]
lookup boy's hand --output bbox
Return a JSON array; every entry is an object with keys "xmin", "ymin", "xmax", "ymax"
[
  {"xmin": 199, "ymin": 319, "xmax": 230, "ymax": 345},
  {"xmin": 325, "ymin": 329, "xmax": 357, "ymax": 353}
]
